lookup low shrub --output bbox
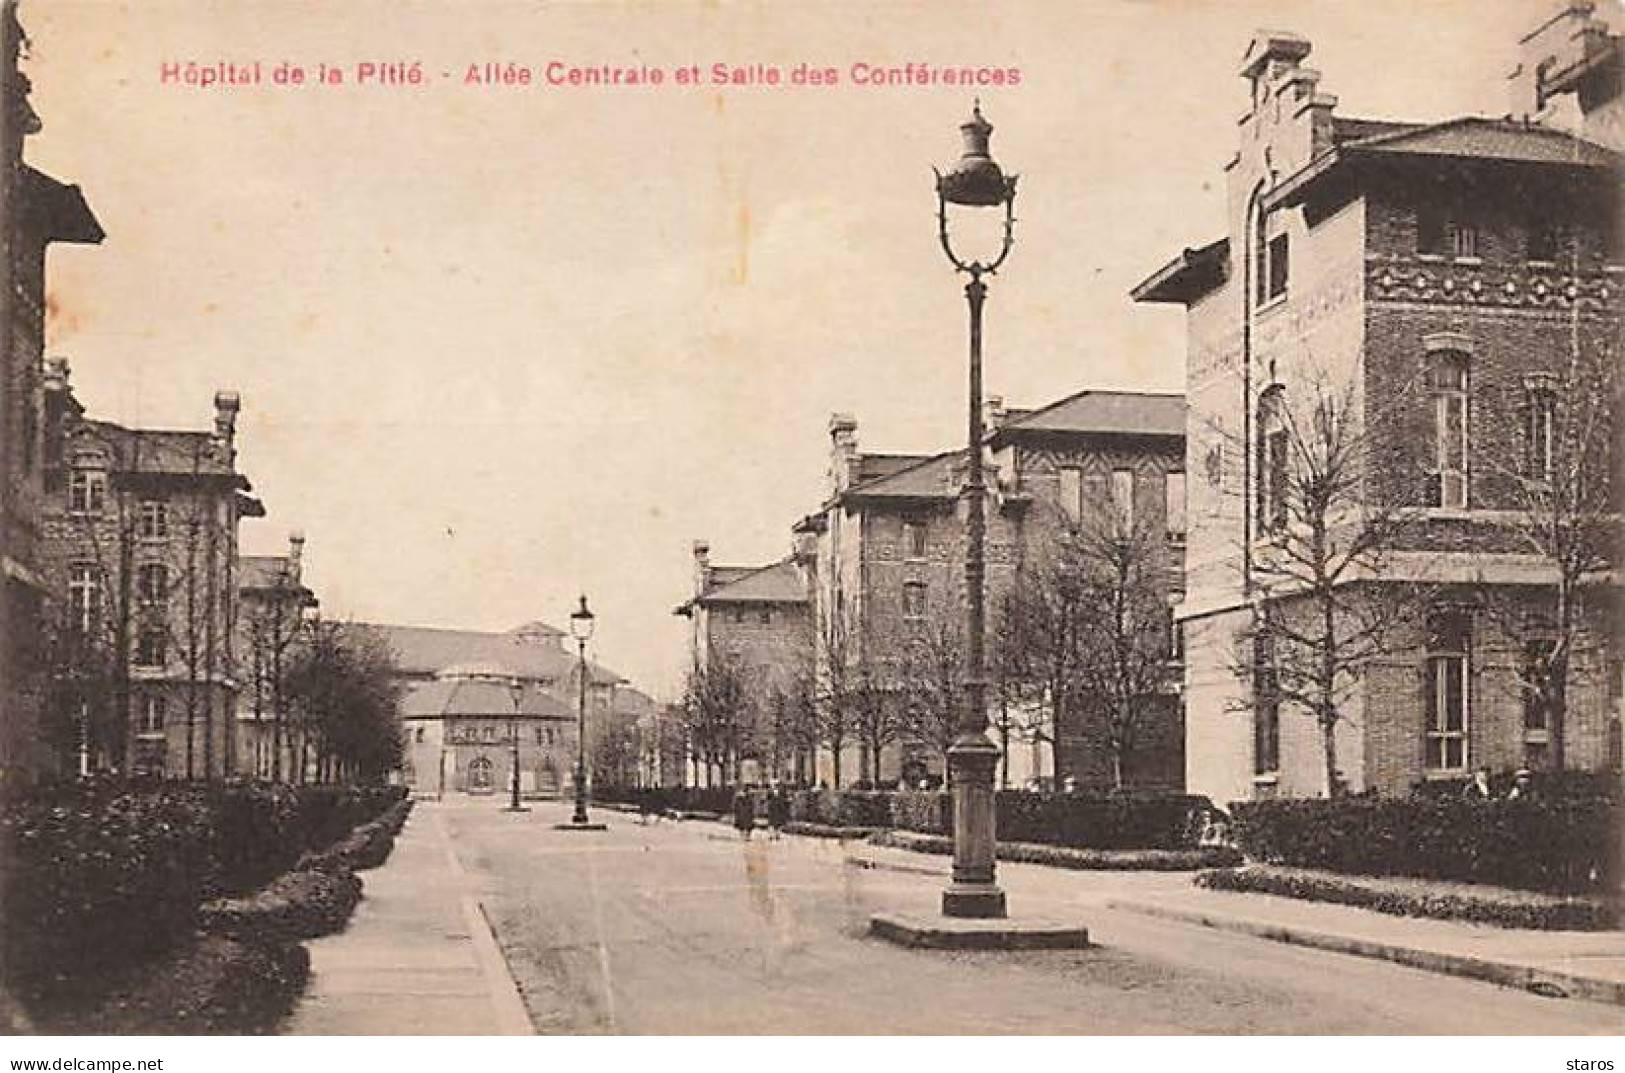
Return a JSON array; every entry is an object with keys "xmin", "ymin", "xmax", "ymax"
[
  {"xmin": 890, "ymin": 791, "xmax": 952, "ymax": 834},
  {"xmin": 1228, "ymin": 795, "xmax": 1617, "ymax": 895},
  {"xmin": 1197, "ymin": 865, "xmax": 1616, "ymax": 931},
  {"xmin": 885, "ymin": 790, "xmax": 1215, "ymax": 851},
  {"xmin": 782, "ymin": 821, "xmax": 882, "ymax": 840},
  {"xmin": 870, "ymin": 829, "xmax": 1243, "ymax": 871},
  {"xmin": 198, "ymin": 867, "xmax": 364, "ymax": 944},
  {"xmin": 35, "ymin": 936, "xmax": 310, "ymax": 1035}
]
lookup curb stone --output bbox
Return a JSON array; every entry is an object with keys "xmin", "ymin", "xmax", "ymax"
[{"xmin": 1108, "ymin": 898, "xmax": 1625, "ymax": 1008}]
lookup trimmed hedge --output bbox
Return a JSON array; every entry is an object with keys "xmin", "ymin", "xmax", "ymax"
[
  {"xmin": 198, "ymin": 867, "xmax": 364, "ymax": 944},
  {"xmin": 1197, "ymin": 864, "xmax": 1616, "ymax": 931},
  {"xmin": 0, "ymin": 778, "xmax": 406, "ymax": 1005},
  {"xmin": 871, "ymin": 829, "xmax": 1243, "ymax": 871},
  {"xmin": 1228, "ymin": 796, "xmax": 1618, "ymax": 895},
  {"xmin": 888, "ymin": 790, "xmax": 1215, "ymax": 851},
  {"xmin": 782, "ymin": 821, "xmax": 883, "ymax": 840},
  {"xmin": 36, "ymin": 936, "xmax": 310, "ymax": 1035}
]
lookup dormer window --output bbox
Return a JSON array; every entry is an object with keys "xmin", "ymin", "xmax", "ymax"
[
  {"xmin": 1418, "ymin": 207, "xmax": 1478, "ymax": 261},
  {"xmin": 1527, "ymin": 212, "xmax": 1559, "ymax": 264}
]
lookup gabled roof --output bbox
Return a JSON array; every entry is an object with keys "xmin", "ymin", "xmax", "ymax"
[
  {"xmin": 1131, "ymin": 238, "xmax": 1230, "ymax": 305},
  {"xmin": 399, "ymin": 675, "xmax": 574, "ymax": 720},
  {"xmin": 843, "ymin": 450, "xmax": 959, "ymax": 503},
  {"xmin": 1265, "ymin": 116, "xmax": 1619, "ymax": 211},
  {"xmin": 989, "ymin": 389, "xmax": 1185, "ymax": 444},
  {"xmin": 21, "ymin": 167, "xmax": 103, "ymax": 245},
  {"xmin": 73, "ymin": 422, "xmax": 248, "ymax": 486},
  {"xmin": 360, "ymin": 621, "xmax": 624, "ymax": 686},
  {"xmin": 704, "ymin": 559, "xmax": 807, "ymax": 605}
]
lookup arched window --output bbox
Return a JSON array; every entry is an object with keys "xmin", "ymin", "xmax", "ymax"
[
  {"xmin": 468, "ymin": 756, "xmax": 493, "ymax": 790},
  {"xmin": 1430, "ymin": 351, "xmax": 1469, "ymax": 508}
]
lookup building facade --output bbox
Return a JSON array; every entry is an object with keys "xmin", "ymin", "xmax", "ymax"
[
  {"xmin": 39, "ymin": 367, "xmax": 260, "ymax": 778},
  {"xmin": 236, "ymin": 533, "xmax": 318, "ymax": 780},
  {"xmin": 674, "ymin": 541, "xmax": 814, "ymax": 784},
  {"xmin": 796, "ymin": 393, "xmax": 1187, "ymax": 792},
  {"xmin": 1135, "ymin": 25, "xmax": 1622, "ymax": 804},
  {"xmin": 371, "ymin": 620, "xmax": 634, "ymax": 798},
  {"xmin": 0, "ymin": 5, "xmax": 104, "ymax": 782}
]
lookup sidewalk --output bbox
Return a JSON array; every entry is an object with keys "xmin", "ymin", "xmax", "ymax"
[
  {"xmin": 1107, "ymin": 884, "xmax": 1625, "ymax": 1007},
  {"xmin": 283, "ymin": 801, "xmax": 533, "ymax": 1035},
  {"xmin": 845, "ymin": 836, "xmax": 1625, "ymax": 1007}
]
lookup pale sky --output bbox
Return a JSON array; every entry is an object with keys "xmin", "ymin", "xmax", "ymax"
[{"xmin": 24, "ymin": 0, "xmax": 1565, "ymax": 698}]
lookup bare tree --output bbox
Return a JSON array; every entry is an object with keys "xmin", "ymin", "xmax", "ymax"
[
  {"xmin": 1231, "ymin": 369, "xmax": 1430, "ymax": 796},
  {"xmin": 1068, "ymin": 509, "xmax": 1180, "ymax": 791},
  {"xmin": 681, "ymin": 647, "xmax": 750, "ymax": 787},
  {"xmin": 813, "ymin": 593, "xmax": 859, "ymax": 788},
  {"xmin": 996, "ymin": 535, "xmax": 1088, "ymax": 787},
  {"xmin": 896, "ymin": 609, "xmax": 963, "ymax": 778},
  {"xmin": 1474, "ymin": 333, "xmax": 1618, "ymax": 770}
]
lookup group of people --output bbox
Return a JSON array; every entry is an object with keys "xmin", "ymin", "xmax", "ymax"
[
  {"xmin": 1463, "ymin": 765, "xmax": 1538, "ymax": 801},
  {"xmin": 733, "ymin": 785, "xmax": 792, "ymax": 840}
]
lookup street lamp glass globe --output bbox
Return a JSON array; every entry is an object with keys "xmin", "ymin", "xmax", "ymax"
[{"xmin": 569, "ymin": 594, "xmax": 595, "ymax": 642}]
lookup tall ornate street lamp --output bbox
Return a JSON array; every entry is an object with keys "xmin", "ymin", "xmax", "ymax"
[
  {"xmin": 933, "ymin": 100, "xmax": 1016, "ymax": 919},
  {"xmin": 567, "ymin": 595, "xmax": 596, "ymax": 827},
  {"xmin": 504, "ymin": 677, "xmax": 527, "ymax": 812}
]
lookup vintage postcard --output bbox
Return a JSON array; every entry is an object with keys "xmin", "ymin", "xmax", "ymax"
[{"xmin": 0, "ymin": 0, "xmax": 1620, "ymax": 1055}]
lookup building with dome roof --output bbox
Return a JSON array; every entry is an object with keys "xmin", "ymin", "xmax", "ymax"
[{"xmin": 365, "ymin": 620, "xmax": 635, "ymax": 797}]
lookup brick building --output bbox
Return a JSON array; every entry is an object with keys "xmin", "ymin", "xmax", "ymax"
[
  {"xmin": 674, "ymin": 541, "xmax": 813, "ymax": 784},
  {"xmin": 236, "ymin": 533, "xmax": 318, "ymax": 779},
  {"xmin": 40, "ymin": 365, "xmax": 262, "ymax": 777},
  {"xmin": 0, "ymin": 2, "xmax": 103, "ymax": 782},
  {"xmin": 795, "ymin": 393, "xmax": 1186, "ymax": 792},
  {"xmin": 372, "ymin": 620, "xmax": 632, "ymax": 798},
  {"xmin": 1135, "ymin": 25, "xmax": 1622, "ymax": 804}
]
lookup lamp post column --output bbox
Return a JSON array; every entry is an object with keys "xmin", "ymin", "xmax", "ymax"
[
  {"xmin": 942, "ymin": 271, "xmax": 1006, "ymax": 920},
  {"xmin": 573, "ymin": 636, "xmax": 590, "ymax": 825}
]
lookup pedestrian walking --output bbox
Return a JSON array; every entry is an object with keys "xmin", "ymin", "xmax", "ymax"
[
  {"xmin": 766, "ymin": 785, "xmax": 790, "ymax": 839},
  {"xmin": 733, "ymin": 786, "xmax": 757, "ymax": 840}
]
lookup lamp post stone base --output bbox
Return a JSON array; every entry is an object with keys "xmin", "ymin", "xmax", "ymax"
[
  {"xmin": 943, "ymin": 731, "xmax": 1006, "ymax": 919},
  {"xmin": 871, "ymin": 911, "xmax": 1089, "ymax": 951}
]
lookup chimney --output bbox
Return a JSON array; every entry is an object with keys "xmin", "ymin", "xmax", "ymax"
[
  {"xmin": 213, "ymin": 390, "xmax": 240, "ymax": 443},
  {"xmin": 43, "ymin": 356, "xmax": 69, "ymax": 393},
  {"xmin": 1509, "ymin": 1, "xmax": 1621, "ymax": 146},
  {"xmin": 288, "ymin": 530, "xmax": 306, "ymax": 583},
  {"xmin": 983, "ymin": 394, "xmax": 1006, "ymax": 435},
  {"xmin": 828, "ymin": 412, "xmax": 860, "ymax": 494},
  {"xmin": 1237, "ymin": 32, "xmax": 1338, "ymax": 174},
  {"xmin": 692, "ymin": 539, "xmax": 711, "ymax": 594}
]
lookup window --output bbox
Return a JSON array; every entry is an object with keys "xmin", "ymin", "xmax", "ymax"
[
  {"xmin": 137, "ymin": 501, "xmax": 167, "ymax": 540},
  {"xmin": 1424, "ymin": 610, "xmax": 1471, "ymax": 771},
  {"xmin": 1521, "ymin": 639, "xmax": 1556, "ymax": 734},
  {"xmin": 1257, "ymin": 388, "xmax": 1288, "ymax": 532},
  {"xmin": 137, "ymin": 563, "xmax": 168, "ymax": 604},
  {"xmin": 415, "ymin": 726, "xmax": 425, "ymax": 743},
  {"xmin": 1167, "ymin": 606, "xmax": 1184, "ymax": 662},
  {"xmin": 1253, "ymin": 629, "xmax": 1280, "ymax": 776},
  {"xmin": 902, "ymin": 581, "xmax": 926, "ymax": 619},
  {"xmin": 903, "ymin": 520, "xmax": 928, "ymax": 559},
  {"xmin": 1418, "ymin": 207, "xmax": 1447, "ymax": 256},
  {"xmin": 535, "ymin": 726, "xmax": 546, "ymax": 745},
  {"xmin": 467, "ymin": 756, "xmax": 493, "ymax": 790},
  {"xmin": 1526, "ymin": 385, "xmax": 1556, "ymax": 483},
  {"xmin": 1111, "ymin": 469, "xmax": 1135, "ymax": 531},
  {"xmin": 731, "ymin": 609, "xmax": 745, "ymax": 624},
  {"xmin": 483, "ymin": 725, "xmax": 496, "ymax": 742},
  {"xmin": 758, "ymin": 608, "xmax": 772, "ymax": 625},
  {"xmin": 138, "ymin": 695, "xmax": 166, "ymax": 734},
  {"xmin": 1450, "ymin": 221, "xmax": 1479, "ymax": 260},
  {"xmin": 135, "ymin": 627, "xmax": 167, "ymax": 667},
  {"xmin": 1082, "ymin": 473, "xmax": 1110, "ymax": 526},
  {"xmin": 1431, "ymin": 353, "xmax": 1469, "ymax": 508},
  {"xmin": 1527, "ymin": 213, "xmax": 1559, "ymax": 263},
  {"xmin": 68, "ymin": 565, "xmax": 100, "ymax": 634},
  {"xmin": 1265, "ymin": 233, "xmax": 1289, "ymax": 300},
  {"xmin": 1059, "ymin": 469, "xmax": 1081, "ymax": 523},
  {"xmin": 68, "ymin": 470, "xmax": 106, "ymax": 514},
  {"xmin": 1165, "ymin": 472, "xmax": 1187, "ymax": 539},
  {"xmin": 1254, "ymin": 212, "xmax": 1287, "ymax": 304}
]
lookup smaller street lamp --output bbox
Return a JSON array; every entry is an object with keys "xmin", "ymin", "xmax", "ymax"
[
  {"xmin": 566, "ymin": 595, "xmax": 598, "ymax": 827},
  {"xmin": 504, "ymin": 677, "xmax": 527, "ymax": 812}
]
